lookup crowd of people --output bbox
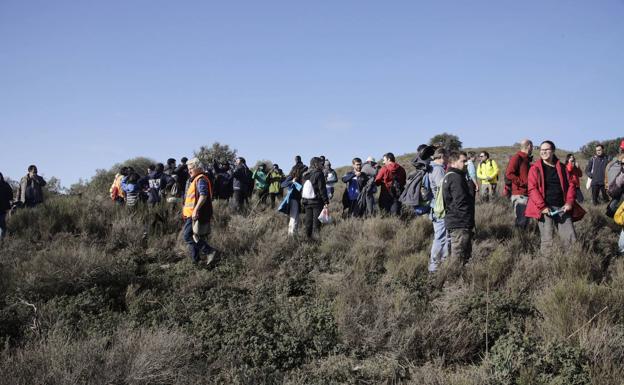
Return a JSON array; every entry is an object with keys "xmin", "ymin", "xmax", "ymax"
[{"xmin": 2, "ymin": 139, "xmax": 624, "ymax": 271}]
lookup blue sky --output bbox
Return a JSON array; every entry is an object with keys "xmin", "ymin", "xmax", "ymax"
[{"xmin": 1, "ymin": 0, "xmax": 622, "ymax": 186}]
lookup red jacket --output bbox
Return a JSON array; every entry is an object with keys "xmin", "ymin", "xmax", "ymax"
[
  {"xmin": 375, "ymin": 162, "xmax": 406, "ymax": 191},
  {"xmin": 505, "ymin": 151, "xmax": 531, "ymax": 196},
  {"xmin": 526, "ymin": 159, "xmax": 585, "ymax": 221},
  {"xmin": 566, "ymin": 162, "xmax": 583, "ymax": 187}
]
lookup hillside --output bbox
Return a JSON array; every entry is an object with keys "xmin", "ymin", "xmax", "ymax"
[{"xmin": 0, "ymin": 147, "xmax": 622, "ymax": 385}]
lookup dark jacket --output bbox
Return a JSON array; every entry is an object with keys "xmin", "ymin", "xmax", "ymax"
[
  {"xmin": 442, "ymin": 167, "xmax": 475, "ymax": 230},
  {"xmin": 342, "ymin": 171, "xmax": 369, "ymax": 200},
  {"xmin": 0, "ymin": 180, "xmax": 13, "ymax": 211},
  {"xmin": 174, "ymin": 163, "xmax": 190, "ymax": 193},
  {"xmin": 18, "ymin": 174, "xmax": 46, "ymax": 205},
  {"xmin": 505, "ymin": 151, "xmax": 531, "ymax": 196},
  {"xmin": 232, "ymin": 163, "xmax": 252, "ymax": 195},
  {"xmin": 586, "ymin": 155, "xmax": 609, "ymax": 186},
  {"xmin": 142, "ymin": 171, "xmax": 173, "ymax": 204},
  {"xmin": 302, "ymin": 168, "xmax": 329, "ymax": 206}
]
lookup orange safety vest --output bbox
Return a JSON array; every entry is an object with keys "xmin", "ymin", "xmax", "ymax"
[
  {"xmin": 183, "ymin": 174, "xmax": 213, "ymax": 219},
  {"xmin": 110, "ymin": 174, "xmax": 125, "ymax": 200}
]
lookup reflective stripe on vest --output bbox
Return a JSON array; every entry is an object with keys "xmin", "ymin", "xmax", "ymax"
[{"xmin": 182, "ymin": 174, "xmax": 212, "ymax": 218}]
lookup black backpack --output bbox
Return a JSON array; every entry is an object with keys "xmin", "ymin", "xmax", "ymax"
[{"xmin": 389, "ymin": 175, "xmax": 403, "ymax": 199}]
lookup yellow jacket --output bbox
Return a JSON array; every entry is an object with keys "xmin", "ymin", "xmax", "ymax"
[{"xmin": 477, "ymin": 159, "xmax": 499, "ymax": 185}]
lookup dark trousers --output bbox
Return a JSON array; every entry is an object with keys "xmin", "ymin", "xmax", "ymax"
[
  {"xmin": 379, "ymin": 194, "xmax": 401, "ymax": 216},
  {"xmin": 232, "ymin": 190, "xmax": 246, "ymax": 212},
  {"xmin": 0, "ymin": 211, "xmax": 6, "ymax": 239},
  {"xmin": 365, "ymin": 194, "xmax": 376, "ymax": 217},
  {"xmin": 303, "ymin": 204, "xmax": 323, "ymax": 238},
  {"xmin": 256, "ymin": 189, "xmax": 269, "ymax": 204},
  {"xmin": 183, "ymin": 218, "xmax": 213, "ymax": 263},
  {"xmin": 269, "ymin": 192, "xmax": 279, "ymax": 208},
  {"xmin": 591, "ymin": 184, "xmax": 609, "ymax": 205}
]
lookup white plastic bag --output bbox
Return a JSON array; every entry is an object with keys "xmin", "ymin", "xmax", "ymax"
[
  {"xmin": 318, "ymin": 207, "xmax": 332, "ymax": 224},
  {"xmin": 302, "ymin": 180, "xmax": 316, "ymax": 199},
  {"xmin": 585, "ymin": 177, "xmax": 592, "ymax": 191}
]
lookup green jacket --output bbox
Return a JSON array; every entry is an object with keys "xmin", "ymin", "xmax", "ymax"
[{"xmin": 252, "ymin": 169, "xmax": 268, "ymax": 191}]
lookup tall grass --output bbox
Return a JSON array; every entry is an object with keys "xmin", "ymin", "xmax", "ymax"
[{"xmin": 0, "ymin": 193, "xmax": 622, "ymax": 384}]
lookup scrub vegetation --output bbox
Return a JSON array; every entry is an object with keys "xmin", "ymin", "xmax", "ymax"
[{"xmin": 0, "ymin": 147, "xmax": 622, "ymax": 385}]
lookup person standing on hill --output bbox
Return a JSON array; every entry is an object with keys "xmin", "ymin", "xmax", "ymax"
[
  {"xmin": 302, "ymin": 157, "xmax": 329, "ymax": 239},
  {"xmin": 443, "ymin": 151, "xmax": 475, "ymax": 264},
  {"xmin": 267, "ymin": 164, "xmax": 284, "ymax": 209},
  {"xmin": 428, "ymin": 148, "xmax": 450, "ymax": 272},
  {"xmin": 476, "ymin": 151, "xmax": 499, "ymax": 201},
  {"xmin": 182, "ymin": 158, "xmax": 217, "ymax": 266},
  {"xmin": 0, "ymin": 172, "xmax": 13, "ymax": 240},
  {"xmin": 505, "ymin": 140, "xmax": 533, "ymax": 228},
  {"xmin": 324, "ymin": 160, "xmax": 338, "ymax": 200},
  {"xmin": 586, "ymin": 144, "xmax": 610, "ymax": 205},
  {"xmin": 252, "ymin": 163, "xmax": 269, "ymax": 206},
  {"xmin": 121, "ymin": 167, "xmax": 142, "ymax": 209},
  {"xmin": 362, "ymin": 156, "xmax": 379, "ymax": 216},
  {"xmin": 175, "ymin": 157, "xmax": 190, "ymax": 197},
  {"xmin": 282, "ymin": 164, "xmax": 304, "ymax": 236},
  {"xmin": 375, "ymin": 152, "xmax": 407, "ymax": 216},
  {"xmin": 607, "ymin": 146, "xmax": 624, "ymax": 254},
  {"xmin": 110, "ymin": 166, "xmax": 128, "ymax": 205},
  {"xmin": 17, "ymin": 165, "xmax": 46, "ymax": 208},
  {"xmin": 341, "ymin": 158, "xmax": 369, "ymax": 217},
  {"xmin": 466, "ymin": 152, "xmax": 479, "ymax": 194},
  {"xmin": 565, "ymin": 154, "xmax": 584, "ymax": 203},
  {"xmin": 232, "ymin": 157, "xmax": 252, "ymax": 212},
  {"xmin": 526, "ymin": 140, "xmax": 585, "ymax": 253}
]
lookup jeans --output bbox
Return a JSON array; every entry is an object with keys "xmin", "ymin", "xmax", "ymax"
[
  {"xmin": 511, "ymin": 195, "xmax": 529, "ymax": 228},
  {"xmin": 303, "ymin": 204, "xmax": 323, "ymax": 238},
  {"xmin": 449, "ymin": 228, "xmax": 474, "ymax": 263},
  {"xmin": 429, "ymin": 215, "xmax": 450, "ymax": 272},
  {"xmin": 0, "ymin": 211, "xmax": 6, "ymax": 239},
  {"xmin": 618, "ymin": 229, "xmax": 624, "ymax": 255},
  {"xmin": 365, "ymin": 194, "xmax": 376, "ymax": 217},
  {"xmin": 537, "ymin": 210, "xmax": 576, "ymax": 253},
  {"xmin": 183, "ymin": 218, "xmax": 213, "ymax": 263},
  {"xmin": 326, "ymin": 186, "xmax": 335, "ymax": 200},
  {"xmin": 288, "ymin": 199, "xmax": 300, "ymax": 235}
]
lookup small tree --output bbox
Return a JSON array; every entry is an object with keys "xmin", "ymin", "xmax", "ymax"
[
  {"xmin": 429, "ymin": 132, "xmax": 462, "ymax": 151},
  {"xmin": 253, "ymin": 160, "xmax": 273, "ymax": 171},
  {"xmin": 579, "ymin": 137, "xmax": 624, "ymax": 159},
  {"xmin": 195, "ymin": 142, "xmax": 237, "ymax": 167},
  {"xmin": 45, "ymin": 176, "xmax": 65, "ymax": 195}
]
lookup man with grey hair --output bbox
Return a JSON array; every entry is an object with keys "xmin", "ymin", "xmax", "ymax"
[
  {"xmin": 182, "ymin": 158, "xmax": 217, "ymax": 266},
  {"xmin": 505, "ymin": 139, "xmax": 533, "ymax": 228}
]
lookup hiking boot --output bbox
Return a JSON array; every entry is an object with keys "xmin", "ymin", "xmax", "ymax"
[{"xmin": 205, "ymin": 250, "xmax": 219, "ymax": 268}]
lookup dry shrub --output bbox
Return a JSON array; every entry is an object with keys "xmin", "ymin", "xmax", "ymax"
[
  {"xmin": 582, "ymin": 324, "xmax": 624, "ymax": 385},
  {"xmin": 0, "ymin": 326, "xmax": 201, "ymax": 385},
  {"xmin": 536, "ymin": 278, "xmax": 611, "ymax": 342}
]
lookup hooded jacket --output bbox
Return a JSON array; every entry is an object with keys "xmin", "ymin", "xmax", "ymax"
[
  {"xmin": 302, "ymin": 168, "xmax": 329, "ymax": 206},
  {"xmin": 375, "ymin": 162, "xmax": 406, "ymax": 198}
]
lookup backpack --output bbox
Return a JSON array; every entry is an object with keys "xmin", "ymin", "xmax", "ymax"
[
  {"xmin": 433, "ymin": 172, "xmax": 457, "ymax": 219},
  {"xmin": 302, "ymin": 180, "xmax": 316, "ymax": 199},
  {"xmin": 607, "ymin": 160, "xmax": 623, "ymax": 198},
  {"xmin": 389, "ymin": 175, "xmax": 403, "ymax": 199},
  {"xmin": 614, "ymin": 199, "xmax": 624, "ymax": 226},
  {"xmin": 326, "ymin": 170, "xmax": 338, "ymax": 184}
]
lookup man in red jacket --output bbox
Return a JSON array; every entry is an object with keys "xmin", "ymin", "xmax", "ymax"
[
  {"xmin": 525, "ymin": 140, "xmax": 585, "ymax": 253},
  {"xmin": 375, "ymin": 152, "xmax": 406, "ymax": 216},
  {"xmin": 505, "ymin": 139, "xmax": 533, "ymax": 228}
]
